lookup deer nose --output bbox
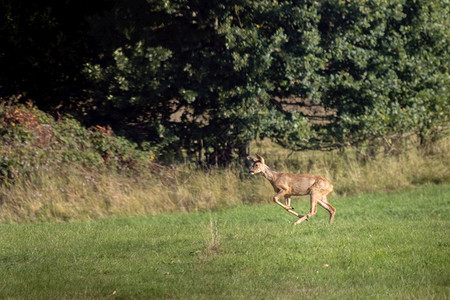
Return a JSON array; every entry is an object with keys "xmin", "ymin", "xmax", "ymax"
[{"xmin": 249, "ymin": 171, "xmax": 254, "ymax": 175}]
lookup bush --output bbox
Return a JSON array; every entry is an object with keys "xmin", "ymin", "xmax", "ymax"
[{"xmin": 0, "ymin": 101, "xmax": 155, "ymax": 182}]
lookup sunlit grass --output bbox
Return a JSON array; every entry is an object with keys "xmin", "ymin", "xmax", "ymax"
[{"xmin": 0, "ymin": 185, "xmax": 448, "ymax": 299}]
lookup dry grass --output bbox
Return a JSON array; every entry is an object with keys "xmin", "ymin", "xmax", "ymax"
[
  {"xmin": 0, "ymin": 165, "xmax": 273, "ymax": 223},
  {"xmin": 0, "ymin": 137, "xmax": 448, "ymax": 223},
  {"xmin": 252, "ymin": 136, "xmax": 450, "ymax": 195}
]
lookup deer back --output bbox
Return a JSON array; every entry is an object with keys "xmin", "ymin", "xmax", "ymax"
[{"xmin": 273, "ymin": 173, "xmax": 331, "ymax": 196}]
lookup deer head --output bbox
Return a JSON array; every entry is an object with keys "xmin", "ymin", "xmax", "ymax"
[{"xmin": 246, "ymin": 154, "xmax": 266, "ymax": 175}]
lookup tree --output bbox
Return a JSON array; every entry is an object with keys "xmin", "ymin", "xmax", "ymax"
[
  {"xmin": 278, "ymin": 0, "xmax": 449, "ymax": 151},
  {"xmin": 2, "ymin": 0, "xmax": 448, "ymax": 165},
  {"xmin": 85, "ymin": 0, "xmax": 303, "ymax": 165},
  {"xmin": 0, "ymin": 0, "xmax": 111, "ymax": 111}
]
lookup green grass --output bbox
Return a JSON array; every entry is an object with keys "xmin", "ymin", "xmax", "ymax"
[{"xmin": 1, "ymin": 184, "xmax": 449, "ymax": 299}]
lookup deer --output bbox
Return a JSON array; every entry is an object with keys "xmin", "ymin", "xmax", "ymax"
[{"xmin": 247, "ymin": 154, "xmax": 335, "ymax": 225}]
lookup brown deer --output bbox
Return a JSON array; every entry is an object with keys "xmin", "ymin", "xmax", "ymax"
[{"xmin": 247, "ymin": 154, "xmax": 335, "ymax": 225}]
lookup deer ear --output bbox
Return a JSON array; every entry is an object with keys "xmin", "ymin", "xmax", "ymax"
[
  {"xmin": 246, "ymin": 156, "xmax": 255, "ymax": 163},
  {"xmin": 255, "ymin": 154, "xmax": 265, "ymax": 164}
]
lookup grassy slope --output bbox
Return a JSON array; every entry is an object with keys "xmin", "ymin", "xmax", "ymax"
[{"xmin": 0, "ymin": 184, "xmax": 449, "ymax": 299}]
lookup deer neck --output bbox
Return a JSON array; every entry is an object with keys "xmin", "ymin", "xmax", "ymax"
[{"xmin": 261, "ymin": 166, "xmax": 277, "ymax": 183}]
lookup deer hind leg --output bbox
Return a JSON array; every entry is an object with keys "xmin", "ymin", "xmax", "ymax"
[
  {"xmin": 318, "ymin": 196, "xmax": 336, "ymax": 224},
  {"xmin": 273, "ymin": 191, "xmax": 304, "ymax": 219},
  {"xmin": 294, "ymin": 193, "xmax": 320, "ymax": 225}
]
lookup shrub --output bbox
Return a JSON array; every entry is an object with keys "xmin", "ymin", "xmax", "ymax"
[{"xmin": 0, "ymin": 101, "xmax": 155, "ymax": 182}]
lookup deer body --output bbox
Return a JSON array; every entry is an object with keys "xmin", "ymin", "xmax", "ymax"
[{"xmin": 248, "ymin": 155, "xmax": 335, "ymax": 225}]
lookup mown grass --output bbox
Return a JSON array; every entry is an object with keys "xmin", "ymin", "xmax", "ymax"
[{"xmin": 1, "ymin": 184, "xmax": 448, "ymax": 299}]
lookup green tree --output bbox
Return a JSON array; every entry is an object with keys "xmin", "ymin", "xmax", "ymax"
[
  {"xmin": 85, "ymin": 0, "xmax": 303, "ymax": 165},
  {"xmin": 2, "ymin": 0, "xmax": 448, "ymax": 165},
  {"xmin": 280, "ymin": 0, "xmax": 449, "ymax": 150}
]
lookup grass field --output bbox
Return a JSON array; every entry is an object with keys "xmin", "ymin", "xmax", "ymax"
[{"xmin": 1, "ymin": 184, "xmax": 449, "ymax": 299}]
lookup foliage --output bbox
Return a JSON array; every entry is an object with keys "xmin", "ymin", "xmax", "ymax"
[
  {"xmin": 1, "ymin": 0, "xmax": 449, "ymax": 165},
  {"xmin": 83, "ymin": 0, "xmax": 449, "ymax": 163},
  {"xmin": 0, "ymin": 102, "xmax": 154, "ymax": 181},
  {"xmin": 313, "ymin": 0, "xmax": 450, "ymax": 150}
]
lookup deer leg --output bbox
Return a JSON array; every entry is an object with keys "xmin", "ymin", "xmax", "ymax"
[
  {"xmin": 273, "ymin": 190, "xmax": 288, "ymax": 209},
  {"xmin": 274, "ymin": 191, "xmax": 304, "ymax": 218},
  {"xmin": 286, "ymin": 208, "xmax": 305, "ymax": 219},
  {"xmin": 318, "ymin": 196, "xmax": 336, "ymax": 224},
  {"xmin": 294, "ymin": 193, "xmax": 319, "ymax": 225},
  {"xmin": 284, "ymin": 196, "xmax": 294, "ymax": 210},
  {"xmin": 283, "ymin": 196, "xmax": 305, "ymax": 218}
]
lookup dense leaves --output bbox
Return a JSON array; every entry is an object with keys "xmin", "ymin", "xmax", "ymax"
[
  {"xmin": 1, "ymin": 0, "xmax": 448, "ymax": 165},
  {"xmin": 0, "ymin": 102, "xmax": 154, "ymax": 181}
]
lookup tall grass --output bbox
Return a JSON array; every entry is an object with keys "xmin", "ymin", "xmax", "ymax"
[
  {"xmin": 0, "ymin": 166, "xmax": 273, "ymax": 223},
  {"xmin": 0, "ymin": 137, "xmax": 448, "ymax": 223},
  {"xmin": 254, "ymin": 136, "xmax": 450, "ymax": 195}
]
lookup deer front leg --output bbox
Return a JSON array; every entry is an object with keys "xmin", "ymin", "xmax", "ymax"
[
  {"xmin": 273, "ymin": 190, "xmax": 289, "ymax": 209},
  {"xmin": 274, "ymin": 191, "xmax": 304, "ymax": 218},
  {"xmin": 284, "ymin": 196, "xmax": 294, "ymax": 210}
]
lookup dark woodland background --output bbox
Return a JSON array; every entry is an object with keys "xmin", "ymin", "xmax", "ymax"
[{"xmin": 1, "ymin": 0, "xmax": 448, "ymax": 166}]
